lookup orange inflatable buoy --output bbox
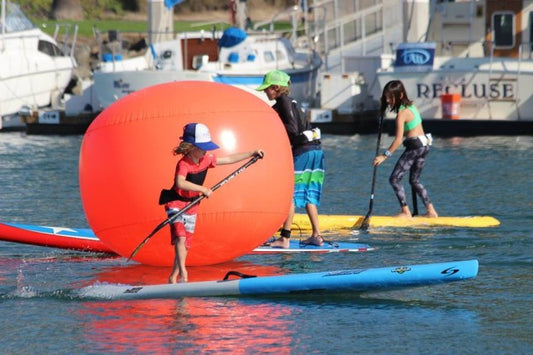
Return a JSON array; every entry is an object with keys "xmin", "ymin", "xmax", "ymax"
[{"xmin": 79, "ymin": 81, "xmax": 293, "ymax": 266}]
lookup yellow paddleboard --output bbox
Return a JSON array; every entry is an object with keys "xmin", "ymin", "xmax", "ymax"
[{"xmin": 291, "ymin": 214, "xmax": 500, "ymax": 230}]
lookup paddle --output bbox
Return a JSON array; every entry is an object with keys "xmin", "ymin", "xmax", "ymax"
[
  {"xmin": 359, "ymin": 113, "xmax": 385, "ymax": 230},
  {"xmin": 127, "ymin": 154, "xmax": 262, "ymax": 262}
]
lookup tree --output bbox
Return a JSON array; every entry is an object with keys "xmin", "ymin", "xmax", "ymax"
[{"xmin": 51, "ymin": 0, "xmax": 83, "ymax": 20}]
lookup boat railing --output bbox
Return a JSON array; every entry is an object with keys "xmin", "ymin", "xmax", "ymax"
[
  {"xmin": 254, "ymin": 4, "xmax": 306, "ymax": 44},
  {"xmin": 307, "ymin": 0, "xmax": 385, "ymax": 71},
  {"xmin": 52, "ymin": 23, "xmax": 78, "ymax": 62}
]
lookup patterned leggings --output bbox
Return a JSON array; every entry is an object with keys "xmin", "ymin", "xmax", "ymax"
[{"xmin": 389, "ymin": 146, "xmax": 432, "ymax": 207}]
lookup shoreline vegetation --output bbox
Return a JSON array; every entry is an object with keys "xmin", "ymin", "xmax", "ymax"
[
  {"xmin": 27, "ymin": 3, "xmax": 285, "ymax": 80},
  {"xmin": 26, "ymin": 0, "xmax": 284, "ymax": 39}
]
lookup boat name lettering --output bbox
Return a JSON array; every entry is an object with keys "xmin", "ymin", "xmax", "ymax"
[
  {"xmin": 124, "ymin": 287, "xmax": 143, "ymax": 294},
  {"xmin": 441, "ymin": 266, "xmax": 459, "ymax": 276},
  {"xmin": 392, "ymin": 266, "xmax": 411, "ymax": 274},
  {"xmin": 325, "ymin": 269, "xmax": 365, "ymax": 277},
  {"xmin": 417, "ymin": 82, "xmax": 515, "ymax": 99},
  {"xmin": 401, "ymin": 49, "xmax": 432, "ymax": 65}
]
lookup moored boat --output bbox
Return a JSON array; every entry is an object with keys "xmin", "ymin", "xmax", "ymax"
[
  {"xmin": 375, "ymin": 0, "xmax": 533, "ymax": 136},
  {"xmin": 0, "ymin": 0, "xmax": 77, "ymax": 131},
  {"xmin": 91, "ymin": 1, "xmax": 321, "ymax": 112}
]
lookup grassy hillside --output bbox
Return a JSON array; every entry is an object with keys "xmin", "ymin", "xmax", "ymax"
[{"xmin": 30, "ymin": 2, "xmax": 284, "ymax": 40}]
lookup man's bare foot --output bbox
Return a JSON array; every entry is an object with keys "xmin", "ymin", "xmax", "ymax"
[
  {"xmin": 301, "ymin": 235, "xmax": 324, "ymax": 246},
  {"xmin": 270, "ymin": 237, "xmax": 290, "ymax": 248}
]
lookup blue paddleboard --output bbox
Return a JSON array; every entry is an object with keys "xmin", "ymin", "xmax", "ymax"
[{"xmin": 79, "ymin": 259, "xmax": 479, "ymax": 300}]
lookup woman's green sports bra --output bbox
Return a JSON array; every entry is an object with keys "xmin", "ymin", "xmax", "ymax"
[{"xmin": 400, "ymin": 105, "xmax": 422, "ymax": 131}]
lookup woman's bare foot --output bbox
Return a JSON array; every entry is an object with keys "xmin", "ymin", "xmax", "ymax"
[
  {"xmin": 425, "ymin": 204, "xmax": 438, "ymax": 218},
  {"xmin": 301, "ymin": 235, "xmax": 324, "ymax": 246},
  {"xmin": 169, "ymin": 274, "xmax": 178, "ymax": 284},
  {"xmin": 394, "ymin": 206, "xmax": 412, "ymax": 218},
  {"xmin": 270, "ymin": 237, "xmax": 290, "ymax": 248}
]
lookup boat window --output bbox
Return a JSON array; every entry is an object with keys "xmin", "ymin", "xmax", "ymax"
[
  {"xmin": 276, "ymin": 49, "xmax": 286, "ymax": 61},
  {"xmin": 3, "ymin": 2, "xmax": 35, "ymax": 32},
  {"xmin": 492, "ymin": 12, "xmax": 515, "ymax": 48},
  {"xmin": 192, "ymin": 54, "xmax": 209, "ymax": 69},
  {"xmin": 228, "ymin": 52, "xmax": 239, "ymax": 63},
  {"xmin": 263, "ymin": 50, "xmax": 275, "ymax": 63},
  {"xmin": 38, "ymin": 40, "xmax": 65, "ymax": 57}
]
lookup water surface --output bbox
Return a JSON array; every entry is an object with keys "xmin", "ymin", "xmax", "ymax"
[{"xmin": 0, "ymin": 132, "xmax": 531, "ymax": 354}]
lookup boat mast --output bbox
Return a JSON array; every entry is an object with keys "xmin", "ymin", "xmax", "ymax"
[
  {"xmin": 1, "ymin": 0, "xmax": 5, "ymax": 51},
  {"xmin": 147, "ymin": 0, "xmax": 174, "ymax": 45}
]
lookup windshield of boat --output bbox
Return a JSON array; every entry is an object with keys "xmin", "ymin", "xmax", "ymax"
[{"xmin": 1, "ymin": 2, "xmax": 35, "ymax": 33}]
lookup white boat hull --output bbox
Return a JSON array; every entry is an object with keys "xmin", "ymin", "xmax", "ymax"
[
  {"xmin": 92, "ymin": 28, "xmax": 322, "ymax": 111},
  {"xmin": 92, "ymin": 70, "xmax": 214, "ymax": 109},
  {"xmin": 0, "ymin": 3, "xmax": 76, "ymax": 129},
  {"xmin": 377, "ymin": 57, "xmax": 533, "ymax": 121}
]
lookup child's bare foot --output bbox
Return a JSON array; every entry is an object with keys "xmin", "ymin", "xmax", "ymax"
[
  {"xmin": 180, "ymin": 271, "xmax": 188, "ymax": 283},
  {"xmin": 270, "ymin": 237, "xmax": 290, "ymax": 248}
]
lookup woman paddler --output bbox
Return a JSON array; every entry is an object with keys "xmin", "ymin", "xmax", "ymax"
[{"xmin": 372, "ymin": 80, "xmax": 438, "ymax": 218}]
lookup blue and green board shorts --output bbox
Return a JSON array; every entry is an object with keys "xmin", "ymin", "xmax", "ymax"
[{"xmin": 293, "ymin": 149, "xmax": 325, "ymax": 208}]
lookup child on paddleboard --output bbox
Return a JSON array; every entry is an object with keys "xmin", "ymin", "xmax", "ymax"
[
  {"xmin": 256, "ymin": 70, "xmax": 325, "ymax": 248},
  {"xmin": 164, "ymin": 123, "xmax": 264, "ymax": 283},
  {"xmin": 372, "ymin": 80, "xmax": 438, "ymax": 218}
]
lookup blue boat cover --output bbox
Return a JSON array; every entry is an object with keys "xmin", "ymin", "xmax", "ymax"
[{"xmin": 219, "ymin": 27, "xmax": 247, "ymax": 48}]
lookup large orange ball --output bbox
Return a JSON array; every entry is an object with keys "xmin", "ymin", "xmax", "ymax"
[{"xmin": 79, "ymin": 81, "xmax": 293, "ymax": 266}]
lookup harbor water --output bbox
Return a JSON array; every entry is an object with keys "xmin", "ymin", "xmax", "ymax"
[{"xmin": 0, "ymin": 132, "xmax": 531, "ymax": 354}]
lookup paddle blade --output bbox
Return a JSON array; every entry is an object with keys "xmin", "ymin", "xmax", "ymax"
[
  {"xmin": 359, "ymin": 215, "xmax": 371, "ymax": 230},
  {"xmin": 127, "ymin": 235, "xmax": 151, "ymax": 262}
]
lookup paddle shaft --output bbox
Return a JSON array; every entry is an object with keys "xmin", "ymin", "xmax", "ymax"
[
  {"xmin": 359, "ymin": 113, "xmax": 385, "ymax": 230},
  {"xmin": 411, "ymin": 186, "xmax": 419, "ymax": 216},
  {"xmin": 127, "ymin": 155, "xmax": 261, "ymax": 261}
]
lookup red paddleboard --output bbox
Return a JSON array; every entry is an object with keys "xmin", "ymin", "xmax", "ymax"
[{"xmin": 0, "ymin": 222, "xmax": 373, "ymax": 255}]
